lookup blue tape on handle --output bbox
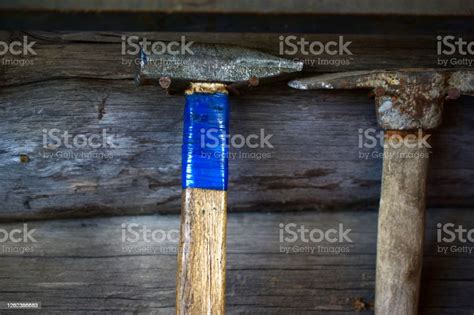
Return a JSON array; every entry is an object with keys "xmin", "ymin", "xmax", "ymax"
[{"xmin": 182, "ymin": 92, "xmax": 229, "ymax": 190}]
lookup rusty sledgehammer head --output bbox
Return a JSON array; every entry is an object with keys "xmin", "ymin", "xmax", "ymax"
[
  {"xmin": 289, "ymin": 70, "xmax": 474, "ymax": 130},
  {"xmin": 135, "ymin": 42, "xmax": 303, "ymax": 86}
]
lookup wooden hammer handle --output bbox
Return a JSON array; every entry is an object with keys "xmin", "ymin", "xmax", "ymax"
[
  {"xmin": 375, "ymin": 132, "xmax": 430, "ymax": 315},
  {"xmin": 176, "ymin": 188, "xmax": 227, "ymax": 315},
  {"xmin": 177, "ymin": 85, "xmax": 229, "ymax": 314}
]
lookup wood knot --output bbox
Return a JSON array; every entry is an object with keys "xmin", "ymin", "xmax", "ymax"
[
  {"xmin": 352, "ymin": 297, "xmax": 372, "ymax": 312},
  {"xmin": 19, "ymin": 154, "xmax": 29, "ymax": 163}
]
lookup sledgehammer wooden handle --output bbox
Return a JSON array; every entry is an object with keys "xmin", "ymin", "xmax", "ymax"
[
  {"xmin": 376, "ymin": 131, "xmax": 429, "ymax": 315},
  {"xmin": 177, "ymin": 188, "xmax": 227, "ymax": 314}
]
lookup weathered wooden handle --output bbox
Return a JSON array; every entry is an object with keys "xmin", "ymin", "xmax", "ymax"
[
  {"xmin": 176, "ymin": 188, "xmax": 227, "ymax": 314},
  {"xmin": 177, "ymin": 84, "xmax": 229, "ymax": 314},
  {"xmin": 375, "ymin": 132, "xmax": 430, "ymax": 315}
]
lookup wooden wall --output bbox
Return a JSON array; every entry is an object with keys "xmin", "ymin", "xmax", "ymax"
[
  {"xmin": 0, "ymin": 32, "xmax": 473, "ymax": 220},
  {"xmin": 0, "ymin": 31, "xmax": 473, "ymax": 314}
]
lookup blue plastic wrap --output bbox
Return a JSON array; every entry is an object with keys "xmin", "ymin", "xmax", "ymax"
[{"xmin": 182, "ymin": 92, "xmax": 229, "ymax": 190}]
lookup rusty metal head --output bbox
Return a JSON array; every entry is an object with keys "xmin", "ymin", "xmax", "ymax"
[
  {"xmin": 289, "ymin": 70, "xmax": 474, "ymax": 130},
  {"xmin": 448, "ymin": 71, "xmax": 474, "ymax": 96},
  {"xmin": 136, "ymin": 42, "xmax": 303, "ymax": 85}
]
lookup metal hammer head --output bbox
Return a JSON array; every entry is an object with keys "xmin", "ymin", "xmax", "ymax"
[
  {"xmin": 289, "ymin": 70, "xmax": 474, "ymax": 130},
  {"xmin": 135, "ymin": 42, "xmax": 303, "ymax": 85}
]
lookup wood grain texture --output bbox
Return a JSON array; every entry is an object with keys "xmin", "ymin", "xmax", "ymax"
[
  {"xmin": 0, "ymin": 80, "xmax": 472, "ymax": 220},
  {"xmin": 0, "ymin": 31, "xmax": 473, "ymax": 220},
  {"xmin": 177, "ymin": 188, "xmax": 227, "ymax": 315},
  {"xmin": 0, "ymin": 209, "xmax": 472, "ymax": 314},
  {"xmin": 1, "ymin": 31, "xmax": 474, "ymax": 87},
  {"xmin": 376, "ymin": 134, "xmax": 430, "ymax": 315}
]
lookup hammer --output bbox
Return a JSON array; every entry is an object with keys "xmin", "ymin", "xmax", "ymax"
[
  {"xmin": 289, "ymin": 70, "xmax": 473, "ymax": 314},
  {"xmin": 136, "ymin": 42, "xmax": 302, "ymax": 314}
]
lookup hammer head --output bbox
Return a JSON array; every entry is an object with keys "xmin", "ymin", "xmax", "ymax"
[
  {"xmin": 136, "ymin": 42, "xmax": 303, "ymax": 85},
  {"xmin": 289, "ymin": 70, "xmax": 474, "ymax": 130}
]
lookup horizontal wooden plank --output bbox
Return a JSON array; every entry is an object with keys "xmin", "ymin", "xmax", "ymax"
[
  {"xmin": 2, "ymin": 14, "xmax": 473, "ymax": 34},
  {"xmin": 1, "ymin": 31, "xmax": 474, "ymax": 88},
  {"xmin": 0, "ymin": 77, "xmax": 473, "ymax": 219},
  {"xmin": 0, "ymin": 0, "xmax": 473, "ymax": 15},
  {"xmin": 0, "ymin": 209, "xmax": 472, "ymax": 314}
]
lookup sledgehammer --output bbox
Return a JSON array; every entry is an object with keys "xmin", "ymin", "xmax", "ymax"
[
  {"xmin": 136, "ymin": 42, "xmax": 302, "ymax": 314},
  {"xmin": 289, "ymin": 70, "xmax": 474, "ymax": 315}
]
